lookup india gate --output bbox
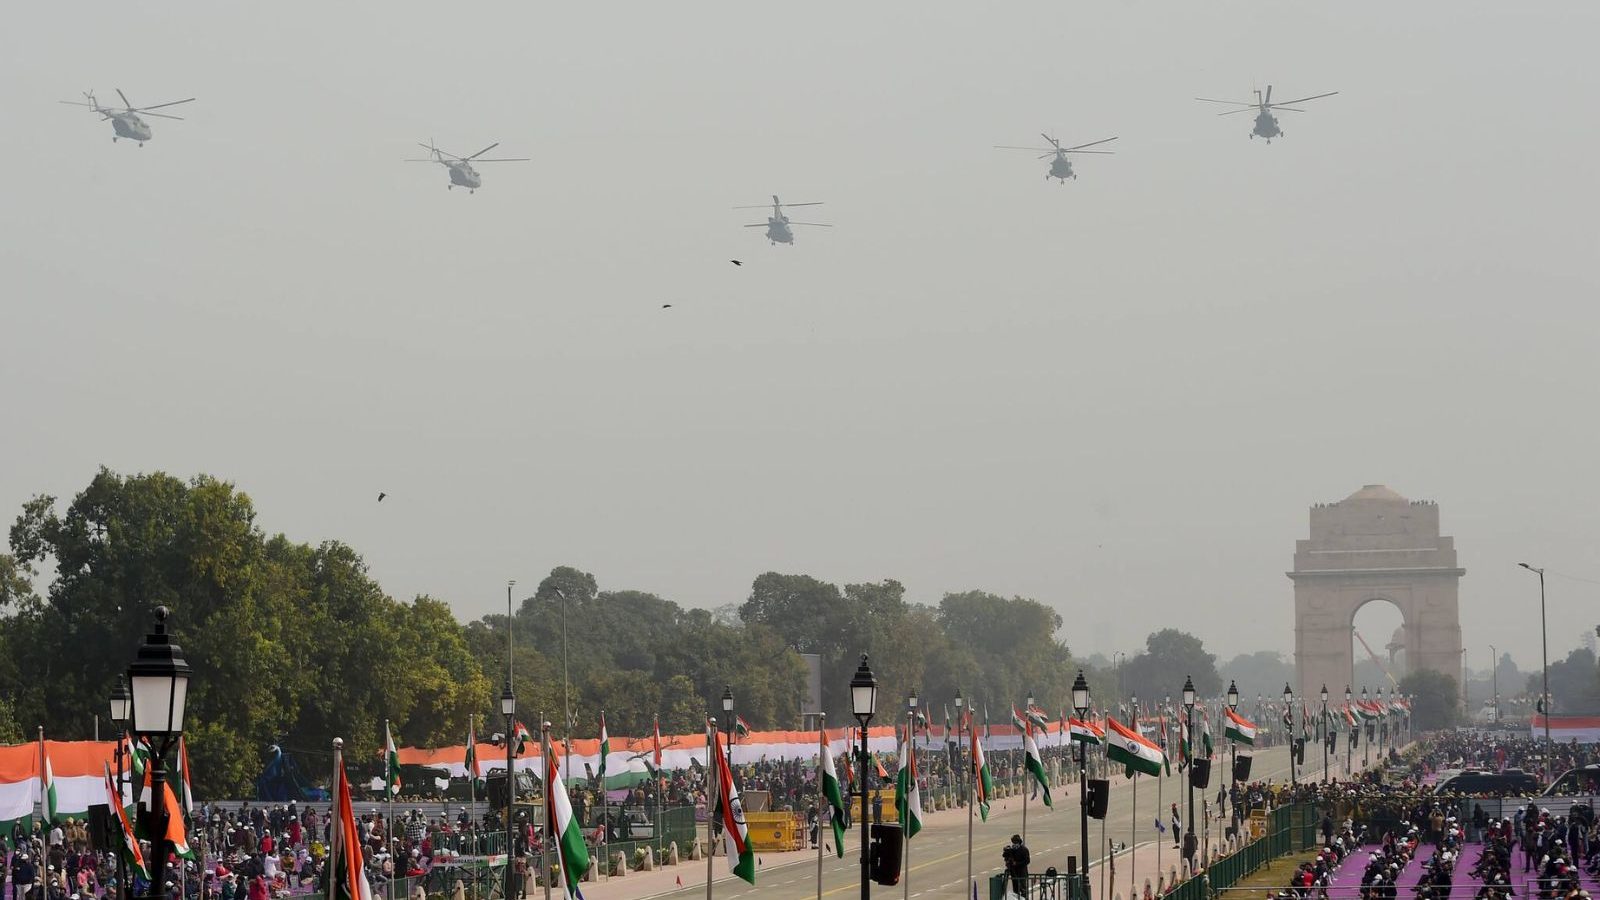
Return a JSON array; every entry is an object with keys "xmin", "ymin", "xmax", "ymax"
[{"xmin": 1291, "ymin": 484, "xmax": 1465, "ymax": 699}]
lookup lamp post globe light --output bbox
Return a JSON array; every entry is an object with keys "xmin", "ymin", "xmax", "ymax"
[
  {"xmin": 499, "ymin": 682, "xmax": 516, "ymax": 900},
  {"xmin": 108, "ymin": 675, "xmax": 131, "ymax": 900},
  {"xmin": 1319, "ymin": 685, "xmax": 1329, "ymax": 784},
  {"xmin": 1072, "ymin": 671, "xmax": 1091, "ymax": 900},
  {"xmin": 1181, "ymin": 675, "xmax": 1197, "ymax": 874},
  {"xmin": 126, "ymin": 607, "xmax": 191, "ymax": 900},
  {"xmin": 850, "ymin": 656, "xmax": 878, "ymax": 900}
]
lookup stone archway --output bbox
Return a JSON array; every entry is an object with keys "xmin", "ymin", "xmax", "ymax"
[{"xmin": 1290, "ymin": 485, "xmax": 1465, "ymax": 701}]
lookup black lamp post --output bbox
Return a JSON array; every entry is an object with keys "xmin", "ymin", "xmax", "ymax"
[
  {"xmin": 1072, "ymin": 672, "xmax": 1091, "ymax": 899},
  {"xmin": 1318, "ymin": 685, "xmax": 1328, "ymax": 784},
  {"xmin": 127, "ymin": 607, "xmax": 191, "ymax": 900},
  {"xmin": 108, "ymin": 675, "xmax": 131, "ymax": 900},
  {"xmin": 1282, "ymin": 683, "xmax": 1295, "ymax": 791},
  {"xmin": 1224, "ymin": 681, "xmax": 1239, "ymax": 792},
  {"xmin": 722, "ymin": 686, "xmax": 735, "ymax": 773},
  {"xmin": 1343, "ymin": 687, "xmax": 1353, "ymax": 775},
  {"xmin": 953, "ymin": 694, "xmax": 964, "ymax": 804},
  {"xmin": 1181, "ymin": 675, "xmax": 1196, "ymax": 875},
  {"xmin": 850, "ymin": 656, "xmax": 878, "ymax": 900},
  {"xmin": 500, "ymin": 682, "xmax": 516, "ymax": 900},
  {"xmin": 1360, "ymin": 687, "xmax": 1371, "ymax": 767}
]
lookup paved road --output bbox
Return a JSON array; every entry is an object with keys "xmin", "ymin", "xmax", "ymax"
[{"xmin": 643, "ymin": 744, "xmax": 1325, "ymax": 900}]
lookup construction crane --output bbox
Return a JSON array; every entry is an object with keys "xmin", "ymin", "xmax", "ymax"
[{"xmin": 1352, "ymin": 630, "xmax": 1402, "ymax": 688}]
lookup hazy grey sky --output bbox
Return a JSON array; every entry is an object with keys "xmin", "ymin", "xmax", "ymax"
[{"xmin": 5, "ymin": 2, "xmax": 1598, "ymax": 673}]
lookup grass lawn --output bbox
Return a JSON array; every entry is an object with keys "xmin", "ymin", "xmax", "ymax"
[{"xmin": 1212, "ymin": 849, "xmax": 1323, "ymax": 900}]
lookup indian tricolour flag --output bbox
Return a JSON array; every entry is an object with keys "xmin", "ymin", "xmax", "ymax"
[
  {"xmin": 384, "ymin": 722, "xmax": 402, "ymax": 799},
  {"xmin": 1106, "ymin": 716, "xmax": 1164, "ymax": 778},
  {"xmin": 324, "ymin": 750, "xmax": 373, "ymax": 900},
  {"xmin": 1224, "ymin": 708, "xmax": 1257, "ymax": 746},
  {"xmin": 512, "ymin": 720, "xmax": 533, "ymax": 756},
  {"xmin": 895, "ymin": 728, "xmax": 924, "ymax": 838},
  {"xmin": 971, "ymin": 732, "xmax": 994, "ymax": 821},
  {"xmin": 546, "ymin": 744, "xmax": 593, "ymax": 899},
  {"xmin": 38, "ymin": 732, "xmax": 58, "ymax": 823},
  {"xmin": 819, "ymin": 734, "xmax": 847, "ymax": 857},
  {"xmin": 1200, "ymin": 712, "xmax": 1214, "ymax": 758},
  {"xmin": 711, "ymin": 730, "xmax": 756, "ymax": 885},
  {"xmin": 102, "ymin": 763, "xmax": 146, "ymax": 882},
  {"xmin": 1068, "ymin": 717, "xmax": 1103, "ymax": 746},
  {"xmin": 598, "ymin": 712, "xmax": 610, "ymax": 782},
  {"xmin": 1022, "ymin": 722, "xmax": 1052, "ymax": 807},
  {"xmin": 464, "ymin": 718, "xmax": 482, "ymax": 786},
  {"xmin": 177, "ymin": 737, "xmax": 195, "ymax": 815}
]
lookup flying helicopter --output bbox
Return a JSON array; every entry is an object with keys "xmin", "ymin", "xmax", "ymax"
[
  {"xmin": 59, "ymin": 90, "xmax": 195, "ymax": 146},
  {"xmin": 1194, "ymin": 85, "xmax": 1338, "ymax": 142},
  {"xmin": 406, "ymin": 141, "xmax": 528, "ymax": 193},
  {"xmin": 734, "ymin": 196, "xmax": 830, "ymax": 245},
  {"xmin": 994, "ymin": 134, "xmax": 1118, "ymax": 183}
]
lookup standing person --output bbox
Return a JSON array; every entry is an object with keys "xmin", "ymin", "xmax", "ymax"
[
  {"xmin": 1171, "ymin": 803, "xmax": 1182, "ymax": 849},
  {"xmin": 1003, "ymin": 834, "xmax": 1031, "ymax": 898},
  {"xmin": 805, "ymin": 802, "xmax": 819, "ymax": 850}
]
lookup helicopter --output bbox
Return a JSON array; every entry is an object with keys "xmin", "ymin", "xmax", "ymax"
[
  {"xmin": 994, "ymin": 134, "xmax": 1117, "ymax": 183},
  {"xmin": 406, "ymin": 141, "xmax": 528, "ymax": 193},
  {"xmin": 734, "ymin": 196, "xmax": 830, "ymax": 245},
  {"xmin": 59, "ymin": 90, "xmax": 195, "ymax": 146},
  {"xmin": 1194, "ymin": 85, "xmax": 1338, "ymax": 142}
]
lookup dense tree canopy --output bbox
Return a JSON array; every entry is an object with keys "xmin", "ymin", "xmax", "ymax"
[
  {"xmin": 0, "ymin": 467, "xmax": 1240, "ymax": 798},
  {"xmin": 1399, "ymin": 668, "xmax": 1462, "ymax": 730}
]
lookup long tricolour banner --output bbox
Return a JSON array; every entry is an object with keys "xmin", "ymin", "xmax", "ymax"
[{"xmin": 0, "ymin": 741, "xmax": 118, "ymax": 821}]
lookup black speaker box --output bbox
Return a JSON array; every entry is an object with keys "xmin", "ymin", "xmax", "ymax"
[
  {"xmin": 1086, "ymin": 778, "xmax": 1110, "ymax": 819},
  {"xmin": 87, "ymin": 803, "xmax": 113, "ymax": 853},
  {"xmin": 1233, "ymin": 754, "xmax": 1253, "ymax": 782},
  {"xmin": 870, "ymin": 823, "xmax": 903, "ymax": 885},
  {"xmin": 1189, "ymin": 757, "xmax": 1212, "ymax": 790}
]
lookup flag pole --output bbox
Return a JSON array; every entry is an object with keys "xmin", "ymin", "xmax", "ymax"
[
  {"xmin": 817, "ymin": 713, "xmax": 825, "ymax": 900},
  {"xmin": 385, "ymin": 718, "xmax": 394, "ymax": 900},
  {"xmin": 1156, "ymin": 712, "xmax": 1164, "ymax": 883},
  {"xmin": 468, "ymin": 715, "xmax": 477, "ymax": 900},
  {"xmin": 1021, "ymin": 719, "xmax": 1029, "ymax": 847},
  {"xmin": 1129, "ymin": 702, "xmax": 1138, "ymax": 900},
  {"xmin": 964, "ymin": 709, "xmax": 973, "ymax": 900},
  {"xmin": 706, "ymin": 718, "xmax": 716, "ymax": 900},
  {"xmin": 902, "ymin": 717, "xmax": 911, "ymax": 900},
  {"xmin": 331, "ymin": 738, "xmax": 345, "ymax": 900},
  {"xmin": 599, "ymin": 710, "xmax": 608, "ymax": 883},
  {"xmin": 541, "ymin": 720, "xmax": 552, "ymax": 900}
]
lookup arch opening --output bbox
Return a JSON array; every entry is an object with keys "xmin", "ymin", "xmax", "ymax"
[{"xmin": 1350, "ymin": 597, "xmax": 1405, "ymax": 695}]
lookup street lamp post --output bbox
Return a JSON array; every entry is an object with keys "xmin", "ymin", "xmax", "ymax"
[
  {"xmin": 1318, "ymin": 685, "xmax": 1328, "ymax": 784},
  {"xmin": 1283, "ymin": 683, "xmax": 1295, "ymax": 791},
  {"xmin": 1360, "ymin": 687, "xmax": 1371, "ymax": 767},
  {"xmin": 851, "ymin": 657, "xmax": 879, "ymax": 900},
  {"xmin": 500, "ymin": 683, "xmax": 517, "ymax": 900},
  {"xmin": 1225, "ymin": 681, "xmax": 1239, "ymax": 794},
  {"xmin": 1072, "ymin": 671, "xmax": 1091, "ymax": 900},
  {"xmin": 722, "ymin": 685, "xmax": 735, "ymax": 765},
  {"xmin": 1343, "ymin": 687, "xmax": 1352, "ymax": 775},
  {"xmin": 1518, "ymin": 563, "xmax": 1553, "ymax": 758},
  {"xmin": 1181, "ymin": 676, "xmax": 1196, "ymax": 877},
  {"xmin": 108, "ymin": 675, "xmax": 131, "ymax": 900},
  {"xmin": 127, "ymin": 607, "xmax": 192, "ymax": 900},
  {"xmin": 1488, "ymin": 645, "xmax": 1499, "ymax": 725}
]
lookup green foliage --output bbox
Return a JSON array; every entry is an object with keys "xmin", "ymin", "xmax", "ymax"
[
  {"xmin": 1122, "ymin": 629, "xmax": 1222, "ymax": 704},
  {"xmin": 1399, "ymin": 668, "xmax": 1462, "ymax": 730},
  {"xmin": 1219, "ymin": 651, "xmax": 1295, "ymax": 703},
  {"xmin": 0, "ymin": 695, "xmax": 22, "ymax": 744},
  {"xmin": 1544, "ymin": 646, "xmax": 1600, "ymax": 714}
]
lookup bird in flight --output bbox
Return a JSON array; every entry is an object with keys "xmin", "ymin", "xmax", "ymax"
[
  {"xmin": 377, "ymin": 492, "xmax": 387, "ymax": 502},
  {"xmin": 661, "ymin": 303, "xmax": 673, "ymax": 309},
  {"xmin": 729, "ymin": 260, "xmax": 742, "ymax": 266}
]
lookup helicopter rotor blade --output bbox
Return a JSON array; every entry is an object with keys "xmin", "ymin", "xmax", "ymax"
[
  {"xmin": 1039, "ymin": 133, "xmax": 1063, "ymax": 150},
  {"xmin": 1273, "ymin": 91, "xmax": 1337, "ymax": 106},
  {"xmin": 59, "ymin": 100, "xmax": 98, "ymax": 107},
  {"xmin": 1195, "ymin": 97, "xmax": 1255, "ymax": 106},
  {"xmin": 470, "ymin": 158, "xmax": 530, "ymax": 163},
  {"xmin": 788, "ymin": 222, "xmax": 832, "ymax": 227},
  {"xmin": 1218, "ymin": 107, "xmax": 1259, "ymax": 116},
  {"xmin": 136, "ymin": 97, "xmax": 196, "ymax": 112},
  {"xmin": 139, "ymin": 112, "xmax": 186, "ymax": 121},
  {"xmin": 116, "ymin": 89, "xmax": 133, "ymax": 110},
  {"xmin": 1269, "ymin": 107, "xmax": 1308, "ymax": 113},
  {"xmin": 742, "ymin": 223, "xmax": 770, "ymax": 227},
  {"xmin": 1064, "ymin": 150, "xmax": 1115, "ymax": 155},
  {"xmin": 1264, "ymin": 85, "xmax": 1272, "ymax": 106},
  {"xmin": 995, "ymin": 145, "xmax": 1056, "ymax": 152},
  {"xmin": 465, "ymin": 143, "xmax": 501, "ymax": 161},
  {"xmin": 780, "ymin": 202, "xmax": 824, "ymax": 207},
  {"xmin": 1062, "ymin": 137, "xmax": 1118, "ymax": 152}
]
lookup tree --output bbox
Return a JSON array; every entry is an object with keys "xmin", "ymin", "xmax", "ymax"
[
  {"xmin": 1545, "ymin": 647, "xmax": 1600, "ymax": 715},
  {"xmin": 1122, "ymin": 629, "xmax": 1221, "ymax": 704},
  {"xmin": 1219, "ymin": 651, "xmax": 1295, "ymax": 703},
  {"xmin": 1399, "ymin": 668, "xmax": 1461, "ymax": 730}
]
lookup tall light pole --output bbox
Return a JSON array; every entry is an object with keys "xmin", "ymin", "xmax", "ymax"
[
  {"xmin": 722, "ymin": 685, "xmax": 735, "ymax": 765},
  {"xmin": 127, "ymin": 607, "xmax": 192, "ymax": 900},
  {"xmin": 1343, "ymin": 686, "xmax": 1352, "ymax": 775},
  {"xmin": 851, "ymin": 657, "xmax": 879, "ymax": 900},
  {"xmin": 1225, "ymin": 681, "xmax": 1239, "ymax": 793},
  {"xmin": 552, "ymin": 586, "xmax": 574, "ymax": 785},
  {"xmin": 957, "ymin": 692, "xmax": 969, "ymax": 896},
  {"xmin": 1181, "ymin": 675, "xmax": 1197, "ymax": 875},
  {"xmin": 1360, "ymin": 687, "xmax": 1371, "ymax": 767},
  {"xmin": 1488, "ymin": 645, "xmax": 1499, "ymax": 725},
  {"xmin": 1518, "ymin": 563, "xmax": 1553, "ymax": 756},
  {"xmin": 108, "ymin": 675, "xmax": 131, "ymax": 900},
  {"xmin": 1319, "ymin": 685, "xmax": 1329, "ymax": 783},
  {"xmin": 1073, "ymin": 671, "xmax": 1092, "ymax": 899},
  {"xmin": 1282, "ymin": 683, "xmax": 1295, "ymax": 791},
  {"xmin": 500, "ymin": 682, "xmax": 517, "ymax": 900}
]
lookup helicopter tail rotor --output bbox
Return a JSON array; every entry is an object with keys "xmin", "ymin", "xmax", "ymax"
[{"xmin": 1263, "ymin": 85, "xmax": 1272, "ymax": 107}]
